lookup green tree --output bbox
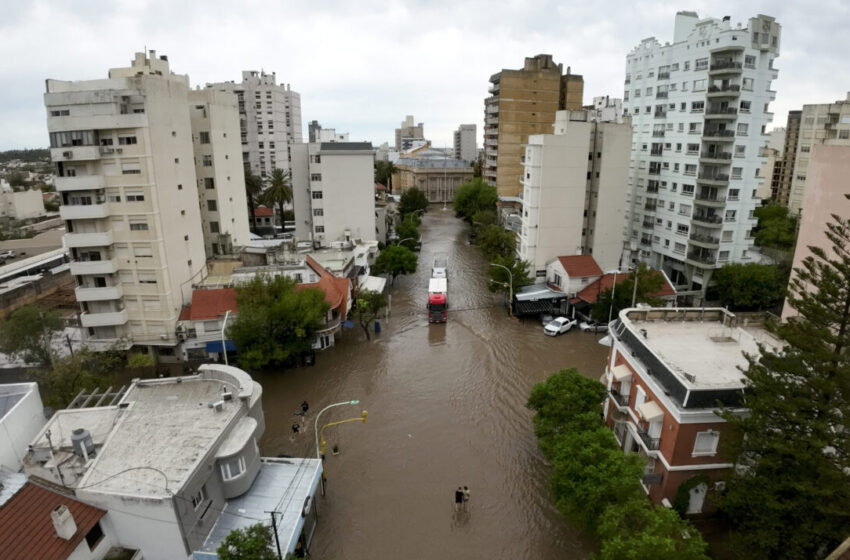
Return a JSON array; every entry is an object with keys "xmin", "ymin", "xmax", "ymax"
[
  {"xmin": 244, "ymin": 170, "xmax": 264, "ymax": 234},
  {"xmin": 590, "ymin": 264, "xmax": 665, "ymax": 323},
  {"xmin": 395, "ymin": 215, "xmax": 419, "ymax": 250},
  {"xmin": 36, "ymin": 348, "xmax": 124, "ymax": 409},
  {"xmin": 527, "ymin": 368, "xmax": 607, "ymax": 444},
  {"xmin": 352, "ymin": 289, "xmax": 388, "ymax": 341},
  {"xmin": 372, "ymin": 245, "xmax": 417, "ymax": 285},
  {"xmin": 261, "ymin": 169, "xmax": 293, "ymax": 227},
  {"xmin": 488, "ymin": 256, "xmax": 532, "ymax": 296},
  {"xmin": 720, "ymin": 212, "xmax": 850, "ymax": 559},
  {"xmin": 399, "ymin": 186, "xmax": 428, "ymax": 217},
  {"xmin": 375, "ymin": 160, "xmax": 398, "ymax": 193},
  {"xmin": 476, "ymin": 224, "xmax": 516, "ymax": 261},
  {"xmin": 0, "ymin": 305, "xmax": 63, "ymax": 367},
  {"xmin": 472, "ymin": 158, "xmax": 482, "ymax": 178},
  {"xmin": 217, "ymin": 523, "xmax": 277, "ymax": 560},
  {"xmin": 471, "ymin": 209, "xmax": 498, "ymax": 228},
  {"xmin": 228, "ymin": 276, "xmax": 329, "ymax": 370},
  {"xmin": 453, "ymin": 178, "xmax": 497, "ymax": 221},
  {"xmin": 710, "ymin": 262, "xmax": 787, "ymax": 311},
  {"xmin": 7, "ymin": 172, "xmax": 27, "ymax": 188},
  {"xmin": 753, "ymin": 204, "xmax": 798, "ymax": 251}
]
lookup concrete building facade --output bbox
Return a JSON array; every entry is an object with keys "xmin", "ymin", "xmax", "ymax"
[
  {"xmin": 394, "ymin": 148, "xmax": 474, "ymax": 204},
  {"xmin": 291, "ymin": 142, "xmax": 377, "ymax": 246},
  {"xmin": 484, "ymin": 54, "xmax": 584, "ymax": 196},
  {"xmin": 453, "ymin": 124, "xmax": 477, "ymax": 162},
  {"xmin": 46, "ymin": 51, "xmax": 208, "ymax": 356},
  {"xmin": 623, "ymin": 12, "xmax": 780, "ymax": 293},
  {"xmin": 395, "ymin": 115, "xmax": 425, "ymax": 151},
  {"xmin": 0, "ymin": 382, "xmax": 45, "ymax": 471},
  {"xmin": 0, "ymin": 180, "xmax": 47, "ymax": 221},
  {"xmin": 519, "ymin": 109, "xmax": 632, "ymax": 279},
  {"xmin": 206, "ymin": 71, "xmax": 302, "ymax": 178},
  {"xmin": 188, "ymin": 89, "xmax": 252, "ymax": 257}
]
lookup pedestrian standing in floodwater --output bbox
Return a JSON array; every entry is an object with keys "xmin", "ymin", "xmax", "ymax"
[
  {"xmin": 454, "ymin": 487, "xmax": 464, "ymax": 512},
  {"xmin": 301, "ymin": 401, "xmax": 309, "ymax": 414},
  {"xmin": 463, "ymin": 486, "xmax": 470, "ymax": 511}
]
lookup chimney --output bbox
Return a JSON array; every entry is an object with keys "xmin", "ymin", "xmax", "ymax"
[{"xmin": 51, "ymin": 505, "xmax": 77, "ymax": 540}]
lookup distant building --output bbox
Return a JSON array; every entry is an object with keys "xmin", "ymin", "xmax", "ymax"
[
  {"xmin": 0, "ymin": 382, "xmax": 45, "ymax": 471},
  {"xmin": 315, "ymin": 128, "xmax": 349, "ymax": 143},
  {"xmin": 206, "ymin": 70, "xmax": 303, "ymax": 177},
  {"xmin": 585, "ymin": 95, "xmax": 624, "ymax": 123},
  {"xmin": 0, "ymin": 180, "xmax": 46, "ymax": 221},
  {"xmin": 308, "ymin": 119, "xmax": 321, "ymax": 142},
  {"xmin": 773, "ymin": 111, "xmax": 801, "ymax": 207},
  {"xmin": 395, "ymin": 115, "xmax": 425, "ymax": 151},
  {"xmin": 291, "ymin": 142, "xmax": 377, "ymax": 247},
  {"xmin": 604, "ymin": 307, "xmax": 780, "ymax": 511},
  {"xmin": 484, "ymin": 54, "xmax": 584, "ymax": 196},
  {"xmin": 519, "ymin": 109, "xmax": 632, "ymax": 278},
  {"xmin": 453, "ymin": 124, "xmax": 477, "ymax": 162},
  {"xmin": 394, "ymin": 148, "xmax": 474, "ymax": 204}
]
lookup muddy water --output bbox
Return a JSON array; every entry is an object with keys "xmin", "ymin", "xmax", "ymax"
[{"xmin": 255, "ymin": 210, "xmax": 609, "ymax": 559}]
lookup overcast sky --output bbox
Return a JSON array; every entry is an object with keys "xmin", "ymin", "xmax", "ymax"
[{"xmin": 1, "ymin": 0, "xmax": 848, "ymax": 151}]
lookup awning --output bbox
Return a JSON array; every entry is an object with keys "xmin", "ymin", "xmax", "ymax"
[
  {"xmin": 598, "ymin": 335, "xmax": 612, "ymax": 347},
  {"xmin": 637, "ymin": 400, "xmax": 664, "ymax": 422},
  {"xmin": 612, "ymin": 364, "xmax": 633, "ymax": 382},
  {"xmin": 206, "ymin": 340, "xmax": 236, "ymax": 353}
]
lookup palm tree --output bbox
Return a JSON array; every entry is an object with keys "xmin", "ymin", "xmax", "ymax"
[
  {"xmin": 261, "ymin": 168, "xmax": 293, "ymax": 228},
  {"xmin": 243, "ymin": 169, "xmax": 263, "ymax": 234}
]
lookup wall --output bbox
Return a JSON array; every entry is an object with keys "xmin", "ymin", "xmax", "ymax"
[
  {"xmin": 290, "ymin": 143, "xmax": 311, "ymax": 242},
  {"xmin": 0, "ymin": 383, "xmax": 46, "ymax": 470},
  {"xmin": 317, "ymin": 148, "xmax": 376, "ymax": 243},
  {"xmin": 589, "ymin": 121, "xmax": 632, "ymax": 271}
]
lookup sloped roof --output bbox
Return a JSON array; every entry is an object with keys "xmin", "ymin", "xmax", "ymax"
[
  {"xmin": 375, "ymin": 183, "xmax": 387, "ymax": 191},
  {"xmin": 557, "ymin": 255, "xmax": 603, "ymax": 278},
  {"xmin": 576, "ymin": 271, "xmax": 676, "ymax": 305},
  {"xmin": 0, "ymin": 482, "xmax": 106, "ymax": 560},
  {"xmin": 301, "ymin": 255, "xmax": 349, "ymax": 313},
  {"xmin": 180, "ymin": 288, "xmax": 238, "ymax": 321},
  {"xmin": 253, "ymin": 206, "xmax": 273, "ymax": 217}
]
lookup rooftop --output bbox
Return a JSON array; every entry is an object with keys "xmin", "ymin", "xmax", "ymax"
[
  {"xmin": 179, "ymin": 288, "xmax": 238, "ymax": 321},
  {"xmin": 319, "ymin": 142, "xmax": 373, "ymax": 151},
  {"xmin": 557, "ymin": 255, "xmax": 603, "ymax": 278},
  {"xmin": 576, "ymin": 270, "xmax": 675, "ymax": 305}
]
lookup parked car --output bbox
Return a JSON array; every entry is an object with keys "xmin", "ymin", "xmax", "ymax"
[
  {"xmin": 579, "ymin": 320, "xmax": 609, "ymax": 333},
  {"xmin": 0, "ymin": 250, "xmax": 16, "ymax": 260},
  {"xmin": 543, "ymin": 317, "xmax": 577, "ymax": 336}
]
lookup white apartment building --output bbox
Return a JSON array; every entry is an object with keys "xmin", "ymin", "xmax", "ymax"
[
  {"xmin": 315, "ymin": 127, "xmax": 350, "ymax": 143},
  {"xmin": 784, "ymin": 94, "xmax": 850, "ymax": 214},
  {"xmin": 0, "ymin": 180, "xmax": 46, "ymax": 221},
  {"xmin": 453, "ymin": 124, "xmax": 477, "ymax": 162},
  {"xmin": 624, "ymin": 12, "xmax": 780, "ymax": 292},
  {"xmin": 519, "ymin": 109, "xmax": 632, "ymax": 279},
  {"xmin": 291, "ymin": 142, "xmax": 377, "ymax": 246},
  {"xmin": 46, "ymin": 51, "xmax": 208, "ymax": 357},
  {"xmin": 188, "ymin": 89, "xmax": 252, "ymax": 256},
  {"xmin": 207, "ymin": 71, "xmax": 302, "ymax": 177}
]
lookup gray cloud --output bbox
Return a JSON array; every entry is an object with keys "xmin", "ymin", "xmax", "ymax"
[{"xmin": 1, "ymin": 1, "xmax": 848, "ymax": 150}]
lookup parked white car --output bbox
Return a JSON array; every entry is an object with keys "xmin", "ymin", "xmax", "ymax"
[
  {"xmin": 544, "ymin": 317, "xmax": 577, "ymax": 336},
  {"xmin": 579, "ymin": 320, "xmax": 609, "ymax": 333}
]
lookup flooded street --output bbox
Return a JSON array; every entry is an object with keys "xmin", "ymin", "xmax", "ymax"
[{"xmin": 255, "ymin": 210, "xmax": 610, "ymax": 559}]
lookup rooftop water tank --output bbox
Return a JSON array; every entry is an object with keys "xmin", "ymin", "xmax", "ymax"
[{"xmin": 71, "ymin": 428, "xmax": 94, "ymax": 458}]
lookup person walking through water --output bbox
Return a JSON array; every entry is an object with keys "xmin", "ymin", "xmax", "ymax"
[
  {"xmin": 454, "ymin": 487, "xmax": 464, "ymax": 512},
  {"xmin": 462, "ymin": 486, "xmax": 470, "ymax": 511},
  {"xmin": 301, "ymin": 401, "xmax": 309, "ymax": 414}
]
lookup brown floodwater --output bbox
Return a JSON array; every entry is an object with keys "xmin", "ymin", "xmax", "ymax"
[{"xmin": 254, "ymin": 210, "xmax": 610, "ymax": 559}]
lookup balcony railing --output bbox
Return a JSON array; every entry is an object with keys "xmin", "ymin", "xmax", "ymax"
[
  {"xmin": 650, "ymin": 149, "xmax": 663, "ymax": 156},
  {"xmin": 692, "ymin": 214, "xmax": 723, "ymax": 225},
  {"xmin": 655, "ymin": 92, "xmax": 668, "ymax": 99},
  {"xmin": 710, "ymin": 61, "xmax": 742, "ymax": 71},
  {"xmin": 657, "ymin": 72, "xmax": 670, "ymax": 80},
  {"xmin": 642, "ymin": 221, "xmax": 655, "ymax": 228},
  {"xmin": 700, "ymin": 151, "xmax": 732, "ymax": 160},
  {"xmin": 695, "ymin": 192, "xmax": 726, "ymax": 203},
  {"xmin": 689, "ymin": 233, "xmax": 720, "ymax": 245},
  {"xmin": 652, "ymin": 131, "xmax": 665, "ymax": 137},
  {"xmin": 698, "ymin": 172, "xmax": 730, "ymax": 182},
  {"xmin": 609, "ymin": 389, "xmax": 629, "ymax": 407},
  {"xmin": 707, "ymin": 84, "xmax": 741, "ymax": 94},
  {"xmin": 703, "ymin": 129, "xmax": 735, "ymax": 138},
  {"xmin": 637, "ymin": 429, "xmax": 661, "ymax": 451},
  {"xmin": 706, "ymin": 107, "xmax": 738, "ymax": 117},
  {"xmin": 644, "ymin": 203, "xmax": 657, "ymax": 211},
  {"xmin": 687, "ymin": 251, "xmax": 717, "ymax": 264}
]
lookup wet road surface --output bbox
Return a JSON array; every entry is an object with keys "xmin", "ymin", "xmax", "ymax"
[{"xmin": 255, "ymin": 210, "xmax": 610, "ymax": 559}]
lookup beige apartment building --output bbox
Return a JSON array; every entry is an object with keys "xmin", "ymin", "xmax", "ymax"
[
  {"xmin": 188, "ymin": 89, "xmax": 251, "ymax": 256},
  {"xmin": 484, "ymin": 54, "xmax": 584, "ymax": 197},
  {"xmin": 45, "ymin": 51, "xmax": 239, "ymax": 358},
  {"xmin": 395, "ymin": 115, "xmax": 425, "ymax": 151},
  {"xmin": 781, "ymin": 95, "xmax": 850, "ymax": 214}
]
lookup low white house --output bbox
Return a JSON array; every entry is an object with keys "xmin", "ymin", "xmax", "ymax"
[
  {"xmin": 0, "ymin": 382, "xmax": 46, "ymax": 471},
  {"xmin": 545, "ymin": 255, "xmax": 605, "ymax": 297},
  {"xmin": 0, "ymin": 180, "xmax": 46, "ymax": 221}
]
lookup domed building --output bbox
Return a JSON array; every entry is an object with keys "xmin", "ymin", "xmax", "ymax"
[{"xmin": 393, "ymin": 143, "xmax": 474, "ymax": 204}]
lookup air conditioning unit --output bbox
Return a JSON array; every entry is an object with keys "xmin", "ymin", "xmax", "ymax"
[{"xmin": 62, "ymin": 151, "xmax": 73, "ymax": 159}]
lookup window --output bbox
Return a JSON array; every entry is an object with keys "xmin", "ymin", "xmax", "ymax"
[
  {"xmin": 840, "ymin": 130, "xmax": 850, "ymax": 140},
  {"xmin": 740, "ymin": 100, "xmax": 751, "ymax": 113},
  {"xmin": 691, "ymin": 101, "xmax": 704, "ymax": 112},
  {"xmin": 725, "ymin": 210, "xmax": 737, "ymax": 221},
  {"xmin": 732, "ymin": 167, "xmax": 743, "ymax": 179},
  {"xmin": 674, "ymin": 242, "xmax": 686, "ymax": 254},
  {"xmin": 311, "ymin": 191, "xmax": 323, "ymax": 200},
  {"xmin": 693, "ymin": 79, "xmax": 706, "ymax": 91},
  {"xmin": 122, "ymin": 162, "xmax": 141, "ymax": 175},
  {"xmin": 204, "ymin": 177, "xmax": 215, "ymax": 189},
  {"xmin": 688, "ymin": 122, "xmax": 702, "ymax": 134},
  {"xmin": 51, "ymin": 109, "xmax": 70, "ymax": 117},
  {"xmin": 118, "ymin": 136, "xmax": 137, "ymax": 145},
  {"xmin": 310, "ymin": 173, "xmax": 322, "ymax": 181},
  {"xmin": 138, "ymin": 272, "xmax": 157, "ymax": 284},
  {"xmin": 687, "ymin": 143, "xmax": 699, "ymax": 154},
  {"xmin": 191, "ymin": 487, "xmax": 206, "ymax": 510},
  {"xmin": 684, "ymin": 61, "xmax": 690, "ymax": 71},
  {"xmin": 313, "ymin": 208, "xmax": 323, "ymax": 216},
  {"xmin": 202, "ymin": 155, "xmax": 213, "ymax": 167},
  {"xmin": 682, "ymin": 184, "xmax": 695, "ymax": 195},
  {"xmin": 679, "ymin": 205, "xmax": 692, "ymax": 217},
  {"xmin": 210, "ymin": 221, "xmax": 220, "ymax": 233},
  {"xmin": 107, "ymin": 194, "xmax": 121, "ymax": 203},
  {"xmin": 735, "ymin": 145, "xmax": 746, "ymax": 157},
  {"xmin": 693, "ymin": 431, "xmax": 720, "ymax": 456},
  {"xmin": 130, "ymin": 222, "xmax": 148, "ymax": 231},
  {"xmin": 695, "ymin": 57, "xmax": 708, "ymax": 70},
  {"xmin": 744, "ymin": 55, "xmax": 756, "ymax": 68},
  {"xmin": 315, "ymin": 225, "xmax": 325, "ymax": 233},
  {"xmin": 126, "ymin": 192, "xmax": 144, "ymax": 202},
  {"xmin": 220, "ymin": 455, "xmax": 246, "ymax": 481},
  {"xmin": 134, "ymin": 246, "xmax": 153, "ymax": 257},
  {"xmin": 199, "ymin": 131, "xmax": 210, "ymax": 144},
  {"xmin": 684, "ymin": 164, "xmax": 697, "ymax": 176},
  {"xmin": 85, "ymin": 522, "xmax": 104, "ymax": 551},
  {"xmin": 207, "ymin": 200, "xmax": 218, "ymax": 212},
  {"xmin": 737, "ymin": 123, "xmax": 749, "ymax": 136}
]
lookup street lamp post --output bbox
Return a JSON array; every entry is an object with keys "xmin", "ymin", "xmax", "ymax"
[
  {"xmin": 631, "ymin": 265, "xmax": 640, "ymax": 308},
  {"xmin": 607, "ymin": 271, "xmax": 619, "ymax": 324},
  {"xmin": 314, "ymin": 400, "xmax": 360, "ymax": 496},
  {"xmin": 221, "ymin": 310, "xmax": 232, "ymax": 366},
  {"xmin": 489, "ymin": 263, "xmax": 514, "ymax": 317}
]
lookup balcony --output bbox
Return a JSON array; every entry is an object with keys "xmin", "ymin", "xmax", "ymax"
[
  {"xmin": 644, "ymin": 203, "xmax": 657, "ymax": 211},
  {"xmin": 488, "ymin": 82, "xmax": 500, "ymax": 94},
  {"xmin": 64, "ymin": 231, "xmax": 113, "ymax": 248},
  {"xmin": 609, "ymin": 390, "xmax": 629, "ymax": 407},
  {"xmin": 642, "ymin": 221, "xmax": 655, "ymax": 229},
  {"xmin": 652, "ymin": 131, "xmax": 665, "ymax": 138},
  {"xmin": 657, "ymin": 72, "xmax": 670, "ymax": 80},
  {"xmin": 60, "ymin": 203, "xmax": 109, "ymax": 220},
  {"xmin": 695, "ymin": 193, "xmax": 727, "ymax": 207},
  {"xmin": 650, "ymin": 149, "xmax": 663, "ymax": 156},
  {"xmin": 70, "ymin": 258, "xmax": 118, "ymax": 276},
  {"xmin": 636, "ymin": 429, "xmax": 661, "ymax": 451},
  {"xmin": 654, "ymin": 110, "xmax": 667, "ymax": 118},
  {"xmin": 54, "ymin": 175, "xmax": 105, "ymax": 192},
  {"xmin": 655, "ymin": 91, "xmax": 668, "ymax": 99},
  {"xmin": 686, "ymin": 251, "xmax": 717, "ymax": 267},
  {"xmin": 699, "ymin": 151, "xmax": 733, "ymax": 164},
  {"xmin": 691, "ymin": 214, "xmax": 723, "ymax": 228},
  {"xmin": 702, "ymin": 129, "xmax": 736, "ymax": 142},
  {"xmin": 50, "ymin": 146, "xmax": 101, "ymax": 161},
  {"xmin": 709, "ymin": 61, "xmax": 743, "ymax": 74},
  {"xmin": 707, "ymin": 84, "xmax": 741, "ymax": 98},
  {"xmin": 485, "ymin": 116, "xmax": 499, "ymax": 126},
  {"xmin": 689, "ymin": 233, "xmax": 720, "ymax": 248},
  {"xmin": 316, "ymin": 315, "xmax": 342, "ymax": 334},
  {"xmin": 697, "ymin": 172, "xmax": 730, "ymax": 186},
  {"xmin": 486, "ymin": 148, "xmax": 497, "ymax": 158},
  {"xmin": 75, "ymin": 285, "xmax": 123, "ymax": 302},
  {"xmin": 80, "ymin": 309, "xmax": 128, "ymax": 328},
  {"xmin": 705, "ymin": 107, "xmax": 738, "ymax": 119}
]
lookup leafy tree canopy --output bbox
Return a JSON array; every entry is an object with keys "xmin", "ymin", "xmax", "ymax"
[
  {"xmin": 710, "ymin": 262, "xmax": 787, "ymax": 311},
  {"xmin": 0, "ymin": 305, "xmax": 63, "ymax": 368},
  {"xmin": 261, "ymin": 168, "xmax": 293, "ymax": 226},
  {"xmin": 488, "ymin": 256, "xmax": 532, "ymax": 296},
  {"xmin": 36, "ymin": 348, "xmax": 124, "ymax": 410},
  {"xmin": 375, "ymin": 160, "xmax": 397, "ymax": 192},
  {"xmin": 372, "ymin": 245, "xmax": 417, "ymax": 283},
  {"xmin": 476, "ymin": 224, "xmax": 516, "ymax": 261},
  {"xmin": 753, "ymin": 204, "xmax": 798, "ymax": 251},
  {"xmin": 217, "ymin": 523, "xmax": 278, "ymax": 560},
  {"xmin": 590, "ymin": 264, "xmax": 665, "ymax": 323},
  {"xmin": 228, "ymin": 275, "xmax": 329, "ymax": 370},
  {"xmin": 396, "ymin": 215, "xmax": 420, "ymax": 249},
  {"xmin": 352, "ymin": 289, "xmax": 388, "ymax": 341},
  {"xmin": 453, "ymin": 178, "xmax": 497, "ymax": 221},
  {"xmin": 471, "ymin": 209, "xmax": 498, "ymax": 228},
  {"xmin": 399, "ymin": 187, "xmax": 429, "ymax": 217}
]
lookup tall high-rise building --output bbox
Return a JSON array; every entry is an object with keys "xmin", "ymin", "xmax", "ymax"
[
  {"xmin": 519, "ymin": 109, "xmax": 632, "ymax": 278},
  {"xmin": 779, "ymin": 95, "xmax": 850, "ymax": 214},
  {"xmin": 484, "ymin": 55, "xmax": 584, "ymax": 197},
  {"xmin": 308, "ymin": 120, "xmax": 322, "ymax": 143},
  {"xmin": 773, "ymin": 111, "xmax": 801, "ymax": 206},
  {"xmin": 395, "ymin": 115, "xmax": 424, "ymax": 150},
  {"xmin": 46, "ymin": 51, "xmax": 214, "ymax": 356},
  {"xmin": 453, "ymin": 124, "xmax": 477, "ymax": 163},
  {"xmin": 623, "ymin": 12, "xmax": 780, "ymax": 292},
  {"xmin": 207, "ymin": 71, "xmax": 302, "ymax": 178},
  {"xmin": 291, "ymin": 142, "xmax": 377, "ymax": 246}
]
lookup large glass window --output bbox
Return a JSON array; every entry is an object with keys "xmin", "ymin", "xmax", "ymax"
[{"xmin": 220, "ymin": 456, "xmax": 246, "ymax": 480}]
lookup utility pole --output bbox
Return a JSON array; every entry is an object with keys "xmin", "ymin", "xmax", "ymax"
[{"xmin": 266, "ymin": 510, "xmax": 283, "ymax": 560}]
